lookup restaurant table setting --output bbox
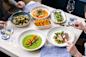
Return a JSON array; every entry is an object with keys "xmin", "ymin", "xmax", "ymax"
[{"xmin": 0, "ymin": 1, "xmax": 85, "ymax": 57}]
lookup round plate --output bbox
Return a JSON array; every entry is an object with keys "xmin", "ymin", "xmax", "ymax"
[
  {"xmin": 30, "ymin": 6, "xmax": 50, "ymax": 19},
  {"xmin": 18, "ymin": 30, "xmax": 46, "ymax": 51},
  {"xmin": 47, "ymin": 27, "xmax": 75, "ymax": 47},
  {"xmin": 10, "ymin": 11, "xmax": 31, "ymax": 27},
  {"xmin": 51, "ymin": 9, "xmax": 66, "ymax": 24}
]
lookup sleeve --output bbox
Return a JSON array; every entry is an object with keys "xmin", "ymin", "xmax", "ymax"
[
  {"xmin": 0, "ymin": 0, "xmax": 9, "ymax": 21},
  {"xmin": 8, "ymin": 0, "xmax": 17, "ymax": 6},
  {"xmin": 79, "ymin": 0, "xmax": 86, "ymax": 4}
]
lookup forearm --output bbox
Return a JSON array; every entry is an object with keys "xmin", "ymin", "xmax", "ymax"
[
  {"xmin": 74, "ymin": 51, "xmax": 83, "ymax": 57},
  {"xmin": 8, "ymin": 0, "xmax": 17, "ymax": 6},
  {"xmin": 84, "ymin": 24, "xmax": 86, "ymax": 32}
]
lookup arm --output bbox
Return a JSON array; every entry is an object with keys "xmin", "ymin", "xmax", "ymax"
[
  {"xmin": 8, "ymin": 0, "xmax": 25, "ymax": 9},
  {"xmin": 8, "ymin": 0, "xmax": 17, "ymax": 6},
  {"xmin": 84, "ymin": 24, "xmax": 86, "ymax": 32}
]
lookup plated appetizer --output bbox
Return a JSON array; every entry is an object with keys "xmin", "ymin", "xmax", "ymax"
[
  {"xmin": 54, "ymin": 31, "xmax": 68, "ymax": 44},
  {"xmin": 54, "ymin": 12, "xmax": 63, "ymax": 23},
  {"xmin": 19, "ymin": 30, "xmax": 46, "ymax": 51},
  {"xmin": 12, "ymin": 15, "xmax": 29, "ymax": 25},
  {"xmin": 22, "ymin": 34, "xmax": 42, "ymax": 49},
  {"xmin": 34, "ymin": 19, "xmax": 51, "ymax": 29},
  {"xmin": 30, "ymin": 6, "xmax": 50, "ymax": 19},
  {"xmin": 51, "ymin": 10, "xmax": 66, "ymax": 24},
  {"xmin": 11, "ymin": 12, "xmax": 31, "ymax": 27},
  {"xmin": 47, "ymin": 27, "xmax": 75, "ymax": 47}
]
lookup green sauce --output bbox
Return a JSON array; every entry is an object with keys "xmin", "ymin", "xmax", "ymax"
[{"xmin": 22, "ymin": 34, "xmax": 42, "ymax": 49}]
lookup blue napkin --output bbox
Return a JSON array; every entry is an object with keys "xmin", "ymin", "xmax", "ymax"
[
  {"xmin": 24, "ymin": 2, "xmax": 41, "ymax": 13},
  {"xmin": 40, "ymin": 46, "xmax": 71, "ymax": 57}
]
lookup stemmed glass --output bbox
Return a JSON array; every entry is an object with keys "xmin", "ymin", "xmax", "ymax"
[{"xmin": 66, "ymin": 0, "xmax": 75, "ymax": 13}]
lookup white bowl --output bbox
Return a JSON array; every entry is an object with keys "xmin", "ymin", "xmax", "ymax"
[
  {"xmin": 34, "ymin": 19, "xmax": 51, "ymax": 29},
  {"xmin": 51, "ymin": 9, "xmax": 66, "ymax": 24},
  {"xmin": 18, "ymin": 30, "xmax": 46, "ymax": 51},
  {"xmin": 10, "ymin": 12, "xmax": 31, "ymax": 28},
  {"xmin": 30, "ymin": 6, "xmax": 50, "ymax": 19},
  {"xmin": 47, "ymin": 27, "xmax": 75, "ymax": 47}
]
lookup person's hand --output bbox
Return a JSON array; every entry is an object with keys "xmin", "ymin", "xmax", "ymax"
[
  {"xmin": 74, "ymin": 20, "xmax": 85, "ymax": 30},
  {"xmin": 16, "ymin": 1, "xmax": 25, "ymax": 9},
  {"xmin": 66, "ymin": 42, "xmax": 82, "ymax": 57},
  {"xmin": 0, "ymin": 21, "xmax": 7, "ymax": 29}
]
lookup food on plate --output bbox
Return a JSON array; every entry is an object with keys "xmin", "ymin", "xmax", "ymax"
[
  {"xmin": 34, "ymin": 19, "xmax": 51, "ymax": 26},
  {"xmin": 31, "ymin": 7, "xmax": 49, "ymax": 19},
  {"xmin": 22, "ymin": 34, "xmax": 42, "ymax": 49},
  {"xmin": 54, "ymin": 31, "xmax": 69, "ymax": 44},
  {"xmin": 54, "ymin": 11, "xmax": 63, "ymax": 23},
  {"xmin": 12, "ymin": 15, "xmax": 30, "ymax": 26}
]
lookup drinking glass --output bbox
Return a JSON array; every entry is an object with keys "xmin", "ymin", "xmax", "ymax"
[
  {"xmin": 66, "ymin": 0, "xmax": 75, "ymax": 13},
  {"xmin": 0, "ymin": 27, "xmax": 14, "ymax": 40}
]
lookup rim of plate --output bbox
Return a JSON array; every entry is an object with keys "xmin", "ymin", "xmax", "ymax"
[
  {"xmin": 18, "ymin": 30, "xmax": 46, "ymax": 51},
  {"xmin": 47, "ymin": 27, "xmax": 75, "ymax": 47},
  {"xmin": 51, "ymin": 9, "xmax": 66, "ymax": 24}
]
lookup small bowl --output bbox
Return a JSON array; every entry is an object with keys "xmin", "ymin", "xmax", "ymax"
[
  {"xmin": 34, "ymin": 18, "xmax": 51, "ymax": 29},
  {"xmin": 30, "ymin": 6, "xmax": 50, "ymax": 19},
  {"xmin": 10, "ymin": 11, "xmax": 31, "ymax": 27},
  {"xmin": 51, "ymin": 9, "xmax": 66, "ymax": 24}
]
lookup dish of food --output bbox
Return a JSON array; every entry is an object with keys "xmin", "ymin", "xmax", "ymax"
[
  {"xmin": 47, "ymin": 27, "xmax": 75, "ymax": 47},
  {"xmin": 11, "ymin": 12, "xmax": 31, "ymax": 27},
  {"xmin": 51, "ymin": 10, "xmax": 66, "ymax": 24},
  {"xmin": 54, "ymin": 31, "xmax": 68, "ymax": 44},
  {"xmin": 34, "ymin": 19, "xmax": 51, "ymax": 29},
  {"xmin": 18, "ymin": 30, "xmax": 46, "ymax": 51},
  {"xmin": 30, "ymin": 6, "xmax": 50, "ymax": 19},
  {"xmin": 22, "ymin": 34, "xmax": 42, "ymax": 49}
]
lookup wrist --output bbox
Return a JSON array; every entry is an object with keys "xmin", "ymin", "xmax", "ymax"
[
  {"xmin": 73, "ymin": 51, "xmax": 82, "ymax": 57},
  {"xmin": 83, "ymin": 25, "xmax": 86, "ymax": 32}
]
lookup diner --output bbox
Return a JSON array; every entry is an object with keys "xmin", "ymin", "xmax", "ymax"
[{"xmin": 0, "ymin": 0, "xmax": 86, "ymax": 57}]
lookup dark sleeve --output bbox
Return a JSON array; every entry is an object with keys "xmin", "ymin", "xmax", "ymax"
[
  {"xmin": 79, "ymin": 0, "xmax": 86, "ymax": 4},
  {"xmin": 79, "ymin": 31, "xmax": 86, "ymax": 40},
  {"xmin": 0, "ymin": 0, "xmax": 9, "ymax": 21}
]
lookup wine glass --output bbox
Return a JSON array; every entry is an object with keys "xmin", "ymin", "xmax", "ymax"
[{"xmin": 66, "ymin": 0, "xmax": 75, "ymax": 13}]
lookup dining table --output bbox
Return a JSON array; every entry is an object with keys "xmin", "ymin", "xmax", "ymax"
[{"xmin": 0, "ymin": 1, "xmax": 85, "ymax": 57}]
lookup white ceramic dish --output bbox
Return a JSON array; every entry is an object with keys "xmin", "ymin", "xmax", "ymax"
[
  {"xmin": 34, "ymin": 19, "xmax": 51, "ymax": 29},
  {"xmin": 10, "ymin": 12, "xmax": 31, "ymax": 28},
  {"xmin": 51, "ymin": 9, "xmax": 66, "ymax": 24},
  {"xmin": 47, "ymin": 27, "xmax": 75, "ymax": 47},
  {"xmin": 18, "ymin": 30, "xmax": 46, "ymax": 51},
  {"xmin": 30, "ymin": 6, "xmax": 50, "ymax": 19}
]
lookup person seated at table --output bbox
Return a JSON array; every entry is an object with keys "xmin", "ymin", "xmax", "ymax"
[
  {"xmin": 0, "ymin": 0, "xmax": 25, "ymax": 29},
  {"xmin": 41, "ymin": 0, "xmax": 85, "ymax": 18},
  {"xmin": 41, "ymin": 0, "xmax": 86, "ymax": 55},
  {"xmin": 67, "ymin": 20, "xmax": 86, "ymax": 57},
  {"xmin": 0, "ymin": 0, "xmax": 25, "ymax": 56}
]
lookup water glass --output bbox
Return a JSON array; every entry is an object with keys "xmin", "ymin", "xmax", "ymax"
[{"xmin": 0, "ymin": 28, "xmax": 14, "ymax": 40}]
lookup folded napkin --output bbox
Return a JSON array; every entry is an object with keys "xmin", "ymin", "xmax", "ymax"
[
  {"xmin": 24, "ymin": 2, "xmax": 41, "ymax": 13},
  {"xmin": 40, "ymin": 46, "xmax": 71, "ymax": 57}
]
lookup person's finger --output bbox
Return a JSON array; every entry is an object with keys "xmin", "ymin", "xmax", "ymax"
[
  {"xmin": 0, "ymin": 21, "xmax": 6, "ymax": 24},
  {"xmin": 0, "ymin": 24, "xmax": 4, "ymax": 28}
]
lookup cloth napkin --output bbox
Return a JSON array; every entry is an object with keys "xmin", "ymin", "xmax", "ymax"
[
  {"xmin": 40, "ymin": 45, "xmax": 71, "ymax": 57},
  {"xmin": 24, "ymin": 2, "xmax": 41, "ymax": 13}
]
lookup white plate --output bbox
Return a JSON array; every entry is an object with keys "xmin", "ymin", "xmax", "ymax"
[
  {"xmin": 47, "ymin": 27, "xmax": 75, "ymax": 47},
  {"xmin": 51, "ymin": 9, "xmax": 66, "ymax": 24},
  {"xmin": 18, "ymin": 30, "xmax": 46, "ymax": 51},
  {"xmin": 30, "ymin": 6, "xmax": 50, "ymax": 19}
]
